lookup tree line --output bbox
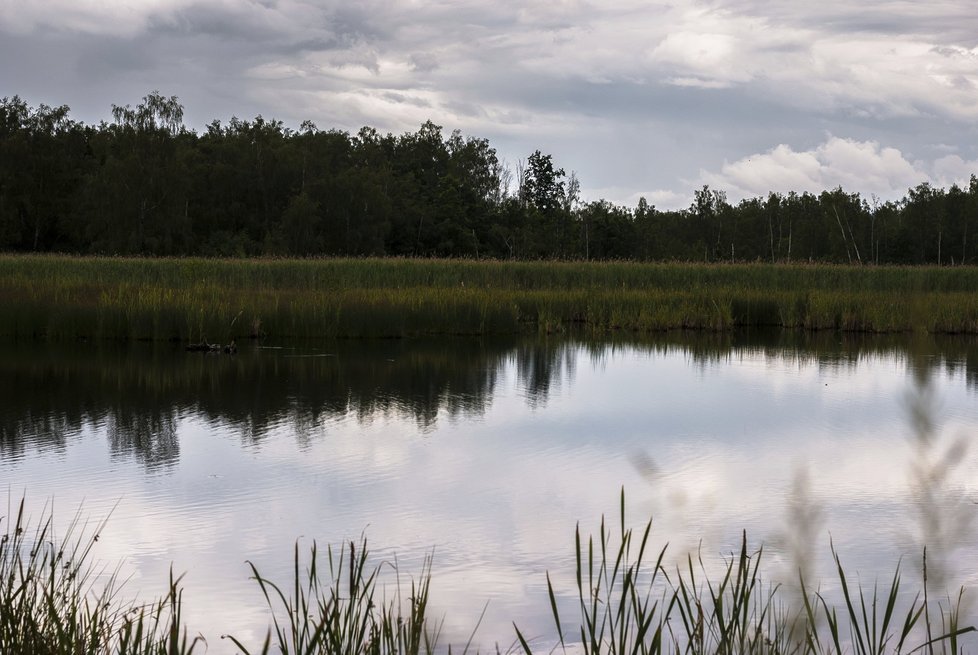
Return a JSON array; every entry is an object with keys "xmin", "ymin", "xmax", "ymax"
[{"xmin": 2, "ymin": 92, "xmax": 977, "ymax": 264}]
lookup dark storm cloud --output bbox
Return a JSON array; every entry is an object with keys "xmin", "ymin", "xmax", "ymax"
[
  {"xmin": 3, "ymin": 0, "xmax": 978, "ymax": 208},
  {"xmin": 148, "ymin": 3, "xmax": 288, "ymax": 41},
  {"xmin": 714, "ymin": 1, "xmax": 978, "ymax": 41},
  {"xmin": 142, "ymin": 1, "xmax": 386, "ymax": 57}
]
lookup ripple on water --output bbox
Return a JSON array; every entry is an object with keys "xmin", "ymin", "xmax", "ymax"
[{"xmin": 5, "ymin": 335, "xmax": 978, "ymax": 652}]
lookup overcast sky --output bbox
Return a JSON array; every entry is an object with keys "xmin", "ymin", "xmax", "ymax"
[{"xmin": 3, "ymin": 0, "xmax": 978, "ymax": 209}]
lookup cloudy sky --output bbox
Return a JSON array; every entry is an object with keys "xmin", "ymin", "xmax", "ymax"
[{"xmin": 3, "ymin": 1, "xmax": 978, "ymax": 209}]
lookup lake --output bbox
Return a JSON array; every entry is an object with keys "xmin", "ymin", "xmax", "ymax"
[{"xmin": 2, "ymin": 330, "xmax": 978, "ymax": 651}]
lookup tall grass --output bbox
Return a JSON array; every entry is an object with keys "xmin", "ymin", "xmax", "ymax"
[
  {"xmin": 0, "ymin": 497, "xmax": 201, "ymax": 654},
  {"xmin": 1, "ymin": 492, "xmax": 975, "ymax": 654},
  {"xmin": 4, "ymin": 255, "xmax": 978, "ymax": 339},
  {"xmin": 223, "ymin": 540, "xmax": 440, "ymax": 655},
  {"xmin": 515, "ymin": 491, "xmax": 976, "ymax": 655}
]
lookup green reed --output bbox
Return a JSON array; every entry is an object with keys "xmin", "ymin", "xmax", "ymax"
[
  {"xmin": 0, "ymin": 498, "xmax": 201, "ymax": 655},
  {"xmin": 515, "ymin": 490, "xmax": 976, "ymax": 655},
  {"xmin": 223, "ymin": 540, "xmax": 439, "ymax": 655},
  {"xmin": 4, "ymin": 254, "xmax": 978, "ymax": 339},
  {"xmin": 1, "ymin": 491, "xmax": 975, "ymax": 655}
]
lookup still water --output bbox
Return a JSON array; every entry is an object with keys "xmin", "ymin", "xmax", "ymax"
[{"xmin": 2, "ymin": 331, "xmax": 978, "ymax": 650}]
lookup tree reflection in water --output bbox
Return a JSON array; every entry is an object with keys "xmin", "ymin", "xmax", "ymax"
[{"xmin": 3, "ymin": 331, "xmax": 978, "ymax": 470}]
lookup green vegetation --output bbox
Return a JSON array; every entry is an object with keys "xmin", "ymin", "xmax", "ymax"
[
  {"xmin": 4, "ymin": 255, "xmax": 978, "ymax": 339},
  {"xmin": 223, "ymin": 541, "xmax": 438, "ymax": 655},
  {"xmin": 515, "ymin": 494, "xmax": 974, "ymax": 655},
  {"xmin": 0, "ymin": 498, "xmax": 201, "ymax": 654},
  {"xmin": 2, "ymin": 494, "xmax": 974, "ymax": 654},
  {"xmin": 1, "ymin": 93, "xmax": 977, "ymax": 264}
]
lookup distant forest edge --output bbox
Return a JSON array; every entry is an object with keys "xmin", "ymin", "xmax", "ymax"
[{"xmin": 2, "ymin": 91, "xmax": 977, "ymax": 263}]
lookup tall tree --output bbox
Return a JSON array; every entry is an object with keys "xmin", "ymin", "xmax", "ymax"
[
  {"xmin": 0, "ymin": 97, "xmax": 88, "ymax": 251},
  {"xmin": 86, "ymin": 91, "xmax": 190, "ymax": 253}
]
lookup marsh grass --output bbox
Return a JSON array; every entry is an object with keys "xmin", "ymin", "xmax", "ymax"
[
  {"xmin": 0, "ymin": 490, "xmax": 975, "ymax": 655},
  {"xmin": 0, "ymin": 497, "xmax": 202, "ymax": 654},
  {"xmin": 515, "ymin": 491, "xmax": 976, "ymax": 655},
  {"xmin": 5, "ymin": 255, "xmax": 978, "ymax": 339},
  {"xmin": 223, "ymin": 539, "xmax": 441, "ymax": 655}
]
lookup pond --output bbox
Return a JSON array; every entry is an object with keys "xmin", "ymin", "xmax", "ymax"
[{"xmin": 2, "ymin": 330, "xmax": 978, "ymax": 651}]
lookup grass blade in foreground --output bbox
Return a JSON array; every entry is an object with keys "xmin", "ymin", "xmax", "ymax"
[
  {"xmin": 516, "ymin": 489, "xmax": 666, "ymax": 655},
  {"xmin": 515, "ymin": 492, "xmax": 977, "ymax": 655},
  {"xmin": 0, "ymin": 497, "xmax": 202, "ymax": 655},
  {"xmin": 225, "ymin": 537, "xmax": 441, "ymax": 655}
]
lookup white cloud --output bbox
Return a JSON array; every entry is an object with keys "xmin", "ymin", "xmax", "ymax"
[
  {"xmin": 933, "ymin": 155, "xmax": 978, "ymax": 189},
  {"xmin": 644, "ymin": 189, "xmax": 691, "ymax": 211},
  {"xmin": 651, "ymin": 29, "xmax": 751, "ymax": 87},
  {"xmin": 697, "ymin": 136, "xmax": 978, "ymax": 203}
]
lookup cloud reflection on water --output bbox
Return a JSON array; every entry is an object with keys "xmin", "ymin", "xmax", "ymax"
[{"xmin": 1, "ymin": 331, "xmax": 978, "ymax": 651}]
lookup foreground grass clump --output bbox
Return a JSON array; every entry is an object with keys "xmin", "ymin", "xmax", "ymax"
[
  {"xmin": 4, "ymin": 255, "xmax": 978, "ymax": 339},
  {"xmin": 515, "ymin": 492, "xmax": 975, "ymax": 655},
  {"xmin": 0, "ymin": 495, "xmax": 440, "ymax": 655},
  {"xmin": 223, "ymin": 541, "xmax": 438, "ymax": 655},
  {"xmin": 0, "ymin": 498, "xmax": 201, "ymax": 655},
  {"xmin": 2, "ymin": 493, "xmax": 974, "ymax": 655}
]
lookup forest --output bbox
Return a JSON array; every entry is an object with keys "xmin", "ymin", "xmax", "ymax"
[{"xmin": 2, "ymin": 91, "xmax": 977, "ymax": 264}]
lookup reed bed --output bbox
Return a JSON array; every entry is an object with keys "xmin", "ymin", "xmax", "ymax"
[
  {"xmin": 222, "ymin": 540, "xmax": 438, "ymax": 655},
  {"xmin": 514, "ymin": 492, "xmax": 975, "ymax": 655},
  {"xmin": 3, "ymin": 255, "xmax": 978, "ymax": 339},
  {"xmin": 2, "ymin": 493, "xmax": 974, "ymax": 655},
  {"xmin": 0, "ymin": 498, "xmax": 201, "ymax": 655}
]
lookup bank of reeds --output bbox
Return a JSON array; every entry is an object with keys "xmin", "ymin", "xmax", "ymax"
[
  {"xmin": 514, "ymin": 492, "xmax": 975, "ymax": 655},
  {"xmin": 2, "ymin": 493, "xmax": 975, "ymax": 654},
  {"xmin": 222, "ymin": 541, "xmax": 439, "ymax": 655},
  {"xmin": 3, "ymin": 255, "xmax": 978, "ymax": 339},
  {"xmin": 0, "ymin": 498, "xmax": 201, "ymax": 654}
]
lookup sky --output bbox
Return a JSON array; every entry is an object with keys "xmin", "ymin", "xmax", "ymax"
[{"xmin": 2, "ymin": 0, "xmax": 978, "ymax": 210}]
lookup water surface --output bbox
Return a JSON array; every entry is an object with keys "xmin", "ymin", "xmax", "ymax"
[{"xmin": 3, "ymin": 331, "xmax": 978, "ymax": 650}]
